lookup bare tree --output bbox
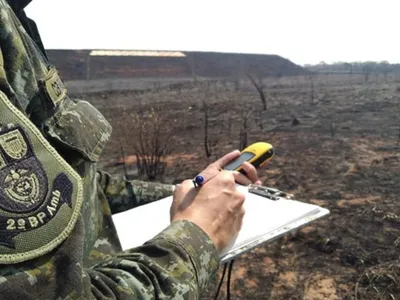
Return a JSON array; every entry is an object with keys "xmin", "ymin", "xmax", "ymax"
[
  {"xmin": 344, "ymin": 62, "xmax": 353, "ymax": 75},
  {"xmin": 234, "ymin": 77, "xmax": 241, "ymax": 92},
  {"xmin": 186, "ymin": 53, "xmax": 197, "ymax": 81},
  {"xmin": 308, "ymin": 73, "xmax": 315, "ymax": 103},
  {"xmin": 238, "ymin": 107, "xmax": 254, "ymax": 151},
  {"xmin": 127, "ymin": 106, "xmax": 174, "ymax": 181},
  {"xmin": 258, "ymin": 110, "xmax": 264, "ymax": 130},
  {"xmin": 200, "ymin": 82, "xmax": 219, "ymax": 158},
  {"xmin": 362, "ymin": 65, "xmax": 371, "ymax": 83},
  {"xmin": 380, "ymin": 61, "xmax": 390, "ymax": 82},
  {"xmin": 246, "ymin": 73, "xmax": 267, "ymax": 110},
  {"xmin": 329, "ymin": 115, "xmax": 336, "ymax": 138},
  {"xmin": 202, "ymin": 98, "xmax": 212, "ymax": 158}
]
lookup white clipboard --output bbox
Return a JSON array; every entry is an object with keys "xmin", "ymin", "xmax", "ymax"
[{"xmin": 112, "ymin": 184, "xmax": 330, "ymax": 263}]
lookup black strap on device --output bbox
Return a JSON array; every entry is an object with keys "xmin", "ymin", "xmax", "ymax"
[{"xmin": 213, "ymin": 259, "xmax": 235, "ymax": 300}]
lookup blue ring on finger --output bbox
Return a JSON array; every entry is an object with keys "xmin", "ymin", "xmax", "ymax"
[{"xmin": 193, "ymin": 175, "xmax": 205, "ymax": 188}]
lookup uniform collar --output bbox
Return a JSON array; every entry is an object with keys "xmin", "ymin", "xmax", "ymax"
[{"xmin": 7, "ymin": 0, "xmax": 32, "ymax": 12}]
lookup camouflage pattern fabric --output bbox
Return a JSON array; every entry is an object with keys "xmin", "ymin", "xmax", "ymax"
[
  {"xmin": 98, "ymin": 171, "xmax": 176, "ymax": 214},
  {"xmin": 0, "ymin": 0, "xmax": 220, "ymax": 299}
]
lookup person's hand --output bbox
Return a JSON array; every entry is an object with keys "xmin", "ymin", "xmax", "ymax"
[
  {"xmin": 195, "ymin": 150, "xmax": 262, "ymax": 186},
  {"xmin": 170, "ymin": 171, "xmax": 246, "ymax": 253}
]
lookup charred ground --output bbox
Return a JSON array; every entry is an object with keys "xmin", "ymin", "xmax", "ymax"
[{"xmin": 71, "ymin": 74, "xmax": 400, "ymax": 299}]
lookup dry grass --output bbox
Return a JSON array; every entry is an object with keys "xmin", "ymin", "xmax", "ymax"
[{"xmin": 355, "ymin": 261, "xmax": 400, "ymax": 300}]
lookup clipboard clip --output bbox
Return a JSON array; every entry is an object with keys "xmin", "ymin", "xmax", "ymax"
[{"xmin": 248, "ymin": 185, "xmax": 294, "ymax": 200}]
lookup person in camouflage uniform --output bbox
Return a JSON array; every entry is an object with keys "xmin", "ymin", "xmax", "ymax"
[{"xmin": 0, "ymin": 1, "xmax": 261, "ymax": 299}]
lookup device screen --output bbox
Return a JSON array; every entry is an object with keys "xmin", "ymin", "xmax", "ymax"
[{"xmin": 223, "ymin": 152, "xmax": 255, "ymax": 171}]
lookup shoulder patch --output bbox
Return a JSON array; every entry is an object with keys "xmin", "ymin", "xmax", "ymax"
[
  {"xmin": 39, "ymin": 67, "xmax": 67, "ymax": 108},
  {"xmin": 0, "ymin": 91, "xmax": 83, "ymax": 264}
]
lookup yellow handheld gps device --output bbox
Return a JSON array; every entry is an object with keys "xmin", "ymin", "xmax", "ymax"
[{"xmin": 223, "ymin": 142, "xmax": 274, "ymax": 172}]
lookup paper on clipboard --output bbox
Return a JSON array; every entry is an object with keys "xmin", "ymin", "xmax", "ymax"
[{"xmin": 112, "ymin": 184, "xmax": 330, "ymax": 263}]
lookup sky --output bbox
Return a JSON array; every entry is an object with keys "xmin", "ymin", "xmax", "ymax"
[{"xmin": 25, "ymin": 0, "xmax": 400, "ymax": 66}]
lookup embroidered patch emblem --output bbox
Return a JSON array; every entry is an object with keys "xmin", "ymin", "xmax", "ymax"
[
  {"xmin": 0, "ymin": 91, "xmax": 83, "ymax": 264},
  {"xmin": 39, "ymin": 67, "xmax": 67, "ymax": 108}
]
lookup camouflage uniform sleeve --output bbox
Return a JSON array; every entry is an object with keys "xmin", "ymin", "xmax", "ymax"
[
  {"xmin": 0, "ymin": 2, "xmax": 220, "ymax": 299},
  {"xmin": 88, "ymin": 220, "xmax": 220, "ymax": 299},
  {"xmin": 97, "ymin": 170, "xmax": 175, "ymax": 214}
]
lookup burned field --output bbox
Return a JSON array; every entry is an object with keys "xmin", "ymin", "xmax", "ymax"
[{"xmin": 75, "ymin": 74, "xmax": 400, "ymax": 299}]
